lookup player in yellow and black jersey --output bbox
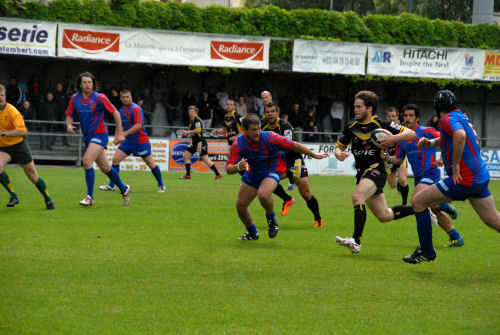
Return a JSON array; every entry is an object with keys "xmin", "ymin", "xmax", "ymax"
[
  {"xmin": 179, "ymin": 105, "xmax": 221, "ymax": 180},
  {"xmin": 262, "ymin": 102, "xmax": 324, "ymax": 228},
  {"xmin": 334, "ymin": 91, "xmax": 416, "ymax": 254},
  {"xmin": 213, "ymin": 99, "xmax": 243, "ymax": 147}
]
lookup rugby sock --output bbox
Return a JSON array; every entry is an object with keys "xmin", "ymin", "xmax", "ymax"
[
  {"xmin": 286, "ymin": 170, "xmax": 294, "ymax": 185},
  {"xmin": 391, "ymin": 205, "xmax": 414, "ymax": 220},
  {"xmin": 85, "ymin": 168, "xmax": 95, "ymax": 198},
  {"xmin": 273, "ymin": 184, "xmax": 292, "ymax": 202},
  {"xmin": 108, "ymin": 164, "xmax": 119, "ymax": 188},
  {"xmin": 353, "ymin": 204, "xmax": 366, "ymax": 245},
  {"xmin": 447, "ymin": 228, "xmax": 462, "ymax": 240},
  {"xmin": 210, "ymin": 164, "xmax": 220, "ymax": 176},
  {"xmin": 400, "ymin": 184, "xmax": 409, "ymax": 205},
  {"xmin": 415, "ymin": 209, "xmax": 434, "ymax": 254},
  {"xmin": 151, "ymin": 165, "xmax": 164, "ymax": 186},
  {"xmin": 246, "ymin": 223, "xmax": 258, "ymax": 236},
  {"xmin": 106, "ymin": 168, "xmax": 127, "ymax": 194},
  {"xmin": 0, "ymin": 171, "xmax": 16, "ymax": 196},
  {"xmin": 306, "ymin": 195, "xmax": 321, "ymax": 221},
  {"xmin": 34, "ymin": 177, "xmax": 51, "ymax": 201},
  {"xmin": 185, "ymin": 163, "xmax": 191, "ymax": 176},
  {"xmin": 266, "ymin": 211, "xmax": 276, "ymax": 222}
]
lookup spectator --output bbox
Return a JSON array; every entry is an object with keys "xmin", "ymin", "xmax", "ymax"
[
  {"xmin": 426, "ymin": 115, "xmax": 440, "ymax": 130},
  {"xmin": 243, "ymin": 86, "xmax": 256, "ymax": 114},
  {"xmin": 141, "ymin": 87, "xmax": 155, "ymax": 136},
  {"xmin": 303, "ymin": 108, "xmax": 319, "ymax": 142},
  {"xmin": 216, "ymin": 84, "xmax": 229, "ymax": 126},
  {"xmin": 279, "ymin": 88, "xmax": 296, "ymax": 115},
  {"xmin": 288, "ymin": 103, "xmax": 304, "ymax": 142},
  {"xmin": 253, "ymin": 92, "xmax": 264, "ymax": 117},
  {"xmin": 316, "ymin": 91, "xmax": 331, "ymax": 142},
  {"xmin": 52, "ymin": 82, "xmax": 70, "ymax": 146},
  {"xmin": 29, "ymin": 74, "xmax": 44, "ymax": 118},
  {"xmin": 196, "ymin": 90, "xmax": 214, "ymax": 130},
  {"xmin": 19, "ymin": 100, "xmax": 34, "ymax": 121},
  {"xmin": 330, "ymin": 94, "xmax": 345, "ymax": 140},
  {"xmin": 302, "ymin": 86, "xmax": 318, "ymax": 113},
  {"xmin": 163, "ymin": 83, "xmax": 181, "ymax": 126},
  {"xmin": 39, "ymin": 92, "xmax": 57, "ymax": 150},
  {"xmin": 182, "ymin": 89, "xmax": 196, "ymax": 125},
  {"xmin": 235, "ymin": 96, "xmax": 247, "ymax": 117},
  {"xmin": 230, "ymin": 88, "xmax": 241, "ymax": 101},
  {"xmin": 6, "ymin": 77, "xmax": 22, "ymax": 108}
]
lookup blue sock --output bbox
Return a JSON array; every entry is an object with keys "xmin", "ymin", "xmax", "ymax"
[
  {"xmin": 265, "ymin": 211, "xmax": 275, "ymax": 221},
  {"xmin": 415, "ymin": 210, "xmax": 434, "ymax": 254},
  {"xmin": 85, "ymin": 168, "xmax": 95, "ymax": 198},
  {"xmin": 151, "ymin": 165, "xmax": 164, "ymax": 187},
  {"xmin": 246, "ymin": 224, "xmax": 258, "ymax": 236},
  {"xmin": 448, "ymin": 229, "xmax": 461, "ymax": 240},
  {"xmin": 108, "ymin": 164, "xmax": 119, "ymax": 188},
  {"xmin": 106, "ymin": 168, "xmax": 127, "ymax": 194}
]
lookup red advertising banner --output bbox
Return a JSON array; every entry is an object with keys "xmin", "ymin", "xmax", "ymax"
[{"xmin": 169, "ymin": 139, "xmax": 228, "ymax": 173}]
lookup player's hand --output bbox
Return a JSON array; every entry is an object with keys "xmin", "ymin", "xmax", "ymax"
[
  {"xmin": 418, "ymin": 137, "xmax": 431, "ymax": 147},
  {"xmin": 229, "ymin": 135, "xmax": 237, "ymax": 143},
  {"xmin": 377, "ymin": 132, "xmax": 395, "ymax": 148},
  {"xmin": 313, "ymin": 152, "xmax": 329, "ymax": 159},
  {"xmin": 212, "ymin": 129, "xmax": 219, "ymax": 135},
  {"xmin": 181, "ymin": 130, "xmax": 188, "ymax": 137},
  {"xmin": 335, "ymin": 151, "xmax": 349, "ymax": 162},
  {"xmin": 114, "ymin": 134, "xmax": 125, "ymax": 144},
  {"xmin": 237, "ymin": 158, "xmax": 248, "ymax": 172},
  {"xmin": 434, "ymin": 157, "xmax": 443, "ymax": 167},
  {"xmin": 67, "ymin": 124, "xmax": 76, "ymax": 134},
  {"xmin": 452, "ymin": 163, "xmax": 461, "ymax": 185}
]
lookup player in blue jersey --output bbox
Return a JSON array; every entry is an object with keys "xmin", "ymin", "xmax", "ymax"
[
  {"xmin": 403, "ymin": 90, "xmax": 500, "ymax": 264},
  {"xmin": 226, "ymin": 113, "xmax": 329, "ymax": 240},
  {"xmin": 99, "ymin": 89, "xmax": 165, "ymax": 193},
  {"xmin": 65, "ymin": 72, "xmax": 131, "ymax": 206},
  {"xmin": 388, "ymin": 104, "xmax": 464, "ymax": 248}
]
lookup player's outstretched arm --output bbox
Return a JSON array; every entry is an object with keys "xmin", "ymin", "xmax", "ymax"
[
  {"xmin": 334, "ymin": 146, "xmax": 349, "ymax": 161},
  {"xmin": 112, "ymin": 110, "xmax": 125, "ymax": 144},
  {"xmin": 292, "ymin": 142, "xmax": 329, "ymax": 159}
]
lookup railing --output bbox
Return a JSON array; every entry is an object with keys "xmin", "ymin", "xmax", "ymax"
[{"xmin": 24, "ymin": 120, "xmax": 500, "ymax": 166}]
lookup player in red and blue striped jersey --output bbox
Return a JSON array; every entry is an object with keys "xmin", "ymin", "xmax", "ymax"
[
  {"xmin": 99, "ymin": 89, "xmax": 165, "ymax": 193},
  {"xmin": 226, "ymin": 113, "xmax": 329, "ymax": 241},
  {"xmin": 65, "ymin": 72, "xmax": 130, "ymax": 206},
  {"xmin": 390, "ymin": 104, "xmax": 464, "ymax": 248},
  {"xmin": 403, "ymin": 90, "xmax": 500, "ymax": 264}
]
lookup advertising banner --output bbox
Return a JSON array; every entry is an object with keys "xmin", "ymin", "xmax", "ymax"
[
  {"xmin": 367, "ymin": 44, "xmax": 484, "ymax": 80},
  {"xmin": 293, "ymin": 40, "xmax": 366, "ymax": 75},
  {"xmin": 58, "ymin": 23, "xmax": 270, "ymax": 69},
  {"xmin": 483, "ymin": 51, "xmax": 500, "ymax": 82},
  {"xmin": 98, "ymin": 137, "xmax": 170, "ymax": 171},
  {"xmin": 480, "ymin": 149, "xmax": 500, "ymax": 177},
  {"xmin": 168, "ymin": 139, "xmax": 228, "ymax": 173},
  {"xmin": 0, "ymin": 19, "xmax": 57, "ymax": 57}
]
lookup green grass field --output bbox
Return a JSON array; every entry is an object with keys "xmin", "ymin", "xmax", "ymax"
[{"xmin": 1, "ymin": 167, "xmax": 499, "ymax": 335}]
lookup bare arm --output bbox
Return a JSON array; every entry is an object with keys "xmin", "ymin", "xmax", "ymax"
[
  {"xmin": 334, "ymin": 145, "xmax": 349, "ymax": 161},
  {"xmin": 112, "ymin": 110, "xmax": 125, "ymax": 144},
  {"xmin": 227, "ymin": 158, "xmax": 247, "ymax": 175},
  {"xmin": 66, "ymin": 115, "xmax": 76, "ymax": 134},
  {"xmin": 2, "ymin": 128, "xmax": 26, "ymax": 137},
  {"xmin": 292, "ymin": 142, "xmax": 329, "ymax": 159},
  {"xmin": 451, "ymin": 129, "xmax": 466, "ymax": 184},
  {"xmin": 378, "ymin": 128, "xmax": 416, "ymax": 148},
  {"xmin": 182, "ymin": 127, "xmax": 201, "ymax": 137},
  {"xmin": 123, "ymin": 122, "xmax": 142, "ymax": 138}
]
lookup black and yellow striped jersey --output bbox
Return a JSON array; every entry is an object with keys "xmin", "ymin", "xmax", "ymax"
[
  {"xmin": 222, "ymin": 111, "xmax": 243, "ymax": 145},
  {"xmin": 263, "ymin": 118, "xmax": 300, "ymax": 161},
  {"xmin": 188, "ymin": 115, "xmax": 203, "ymax": 142},
  {"xmin": 336, "ymin": 115, "xmax": 405, "ymax": 173}
]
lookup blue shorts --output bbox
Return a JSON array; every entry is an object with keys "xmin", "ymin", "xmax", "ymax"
[
  {"xmin": 241, "ymin": 171, "xmax": 282, "ymax": 189},
  {"xmin": 414, "ymin": 170, "xmax": 441, "ymax": 186},
  {"xmin": 436, "ymin": 177, "xmax": 491, "ymax": 201},
  {"xmin": 84, "ymin": 133, "xmax": 108, "ymax": 149},
  {"xmin": 118, "ymin": 141, "xmax": 151, "ymax": 158}
]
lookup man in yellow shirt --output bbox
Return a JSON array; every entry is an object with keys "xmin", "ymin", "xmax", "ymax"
[{"xmin": 0, "ymin": 84, "xmax": 54, "ymax": 210}]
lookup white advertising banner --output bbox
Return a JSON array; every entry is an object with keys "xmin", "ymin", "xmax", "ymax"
[
  {"xmin": 57, "ymin": 23, "xmax": 269, "ymax": 69},
  {"xmin": 293, "ymin": 39, "xmax": 366, "ymax": 75},
  {"xmin": 0, "ymin": 19, "xmax": 57, "ymax": 57},
  {"xmin": 97, "ymin": 137, "xmax": 170, "ymax": 172},
  {"xmin": 367, "ymin": 44, "xmax": 484, "ymax": 80},
  {"xmin": 300, "ymin": 144, "xmax": 357, "ymax": 176}
]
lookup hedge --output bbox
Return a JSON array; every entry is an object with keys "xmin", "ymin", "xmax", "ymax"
[{"xmin": 1, "ymin": 0, "xmax": 499, "ymax": 87}]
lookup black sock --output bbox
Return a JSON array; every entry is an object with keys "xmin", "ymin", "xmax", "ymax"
[
  {"xmin": 273, "ymin": 184, "xmax": 292, "ymax": 202},
  {"xmin": 391, "ymin": 205, "xmax": 414, "ymax": 220},
  {"xmin": 286, "ymin": 170, "xmax": 294, "ymax": 184},
  {"xmin": 400, "ymin": 185, "xmax": 409, "ymax": 205},
  {"xmin": 306, "ymin": 195, "xmax": 321, "ymax": 221},
  {"xmin": 185, "ymin": 163, "xmax": 190, "ymax": 175},
  {"xmin": 210, "ymin": 164, "xmax": 220, "ymax": 175},
  {"xmin": 353, "ymin": 204, "xmax": 366, "ymax": 245}
]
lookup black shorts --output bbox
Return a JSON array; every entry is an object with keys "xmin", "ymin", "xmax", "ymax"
[
  {"xmin": 186, "ymin": 138, "xmax": 208, "ymax": 156},
  {"xmin": 0, "ymin": 140, "xmax": 33, "ymax": 165},
  {"xmin": 356, "ymin": 165, "xmax": 387, "ymax": 195},
  {"xmin": 287, "ymin": 155, "xmax": 308, "ymax": 179}
]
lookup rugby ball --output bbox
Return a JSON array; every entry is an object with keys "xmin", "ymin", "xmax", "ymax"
[{"xmin": 370, "ymin": 128, "xmax": 389, "ymax": 148}]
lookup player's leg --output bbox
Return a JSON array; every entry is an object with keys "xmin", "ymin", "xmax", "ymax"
[
  {"xmin": 80, "ymin": 143, "xmax": 105, "ymax": 202},
  {"xmin": 20, "ymin": 161, "xmax": 54, "ymax": 209},
  {"xmin": 296, "ymin": 176, "xmax": 322, "ymax": 227},
  {"xmin": 102, "ymin": 149, "xmax": 127, "ymax": 190},
  {"xmin": 469, "ymin": 196, "xmax": 500, "ymax": 232},
  {"xmin": 387, "ymin": 171, "xmax": 397, "ymax": 189},
  {"xmin": 235, "ymin": 182, "xmax": 259, "ymax": 240},
  {"xmin": 95, "ymin": 149, "xmax": 129, "ymax": 197},
  {"xmin": 0, "ymin": 151, "xmax": 18, "ymax": 207},
  {"xmin": 180, "ymin": 150, "xmax": 193, "ymax": 179},
  {"xmin": 200, "ymin": 154, "xmax": 221, "ymax": 180},
  {"xmin": 398, "ymin": 166, "xmax": 409, "ymax": 205},
  {"xmin": 143, "ymin": 155, "xmax": 165, "ymax": 191},
  {"xmin": 257, "ymin": 177, "xmax": 279, "ymax": 238}
]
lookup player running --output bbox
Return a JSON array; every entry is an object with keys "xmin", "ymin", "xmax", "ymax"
[
  {"xmin": 99, "ymin": 89, "xmax": 165, "ymax": 193},
  {"xmin": 263, "ymin": 102, "xmax": 324, "ymax": 227}
]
